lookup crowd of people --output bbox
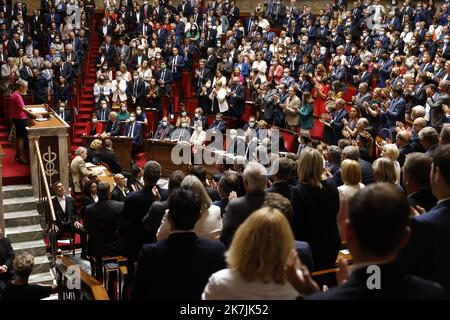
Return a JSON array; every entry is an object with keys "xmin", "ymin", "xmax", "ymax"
[{"xmin": 2, "ymin": 0, "xmax": 450, "ymax": 300}]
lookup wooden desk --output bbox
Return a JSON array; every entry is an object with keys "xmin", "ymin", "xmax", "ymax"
[
  {"xmin": 145, "ymin": 139, "xmax": 190, "ymax": 177},
  {"xmin": 87, "ymin": 164, "xmax": 115, "ymax": 191},
  {"xmin": 82, "ymin": 136, "xmax": 132, "ymax": 171}
]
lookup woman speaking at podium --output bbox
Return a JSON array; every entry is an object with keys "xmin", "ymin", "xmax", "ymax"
[{"xmin": 10, "ymin": 79, "xmax": 29, "ymax": 164}]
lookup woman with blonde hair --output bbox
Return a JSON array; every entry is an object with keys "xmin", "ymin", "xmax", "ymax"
[
  {"xmin": 202, "ymin": 207, "xmax": 300, "ymax": 300},
  {"xmin": 291, "ymin": 148, "xmax": 340, "ymax": 269},
  {"xmin": 372, "ymin": 157, "xmax": 399, "ymax": 187},
  {"xmin": 86, "ymin": 139, "xmax": 103, "ymax": 164},
  {"xmin": 381, "ymin": 143, "xmax": 401, "ymax": 183},
  {"xmin": 336, "ymin": 159, "xmax": 365, "ymax": 239},
  {"xmin": 157, "ymin": 175, "xmax": 222, "ymax": 241}
]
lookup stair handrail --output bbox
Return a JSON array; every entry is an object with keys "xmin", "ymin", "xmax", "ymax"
[{"xmin": 34, "ymin": 139, "xmax": 57, "ymax": 265}]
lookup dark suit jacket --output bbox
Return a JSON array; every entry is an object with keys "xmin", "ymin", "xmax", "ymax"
[
  {"xmin": 308, "ymin": 263, "xmax": 447, "ymax": 300},
  {"xmin": 101, "ymin": 148, "xmax": 123, "ymax": 174},
  {"xmin": 111, "ymin": 186, "xmax": 128, "ymax": 202},
  {"xmin": 266, "ymin": 181, "xmax": 292, "ymax": 199},
  {"xmin": 131, "ymin": 232, "xmax": 226, "ymax": 300},
  {"xmin": 398, "ymin": 200, "xmax": 450, "ymax": 294},
  {"xmin": 291, "ymin": 178, "xmax": 341, "ymax": 270},
  {"xmin": 295, "ymin": 241, "xmax": 314, "ymax": 272},
  {"xmin": 118, "ymin": 186, "xmax": 168, "ymax": 261},
  {"xmin": 127, "ymin": 79, "xmax": 146, "ymax": 106},
  {"xmin": 124, "ymin": 122, "xmax": 142, "ymax": 145},
  {"xmin": 407, "ymin": 189, "xmax": 437, "ymax": 214},
  {"xmin": 85, "ymin": 200, "xmax": 125, "ymax": 258},
  {"xmin": 221, "ymin": 192, "xmax": 266, "ymax": 247},
  {"xmin": 229, "ymin": 84, "xmax": 246, "ymax": 116},
  {"xmin": 0, "ymin": 237, "xmax": 14, "ymax": 282},
  {"xmin": 141, "ymin": 200, "xmax": 168, "ymax": 242},
  {"xmin": 398, "ymin": 144, "xmax": 414, "ymax": 167},
  {"xmin": 52, "ymin": 196, "xmax": 78, "ymax": 228},
  {"xmin": 104, "ymin": 119, "xmax": 122, "ymax": 137}
]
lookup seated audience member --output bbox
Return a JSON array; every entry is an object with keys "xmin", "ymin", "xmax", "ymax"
[
  {"xmin": 86, "ymin": 139, "xmax": 102, "ymax": 164},
  {"xmin": 127, "ymin": 167, "xmax": 144, "ymax": 192},
  {"xmin": 403, "ymin": 153, "xmax": 437, "ymax": 212},
  {"xmin": 154, "ymin": 116, "xmax": 175, "ymax": 139},
  {"xmin": 398, "ymin": 145, "xmax": 450, "ymax": 294},
  {"xmin": 84, "ymin": 113, "xmax": 104, "ymax": 137},
  {"xmin": 142, "ymin": 170, "xmax": 186, "ymax": 242},
  {"xmin": 192, "ymin": 107, "xmax": 208, "ymax": 130},
  {"xmin": 213, "ymin": 171, "xmax": 242, "ymax": 217},
  {"xmin": 2, "ymin": 254, "xmax": 58, "ymax": 300},
  {"xmin": 157, "ymin": 175, "xmax": 222, "ymax": 241},
  {"xmin": 175, "ymin": 109, "xmax": 191, "ymax": 128},
  {"xmin": 85, "ymin": 182, "xmax": 126, "ymax": 274},
  {"xmin": 101, "ymin": 139, "xmax": 123, "ymax": 174},
  {"xmin": 203, "ymin": 207, "xmax": 300, "ymax": 300},
  {"xmin": 49, "ymin": 181, "xmax": 88, "ymax": 259},
  {"xmin": 221, "ymin": 162, "xmax": 267, "ymax": 247},
  {"xmin": 111, "ymin": 173, "xmax": 129, "ymax": 202},
  {"xmin": 262, "ymin": 193, "xmax": 314, "ymax": 272},
  {"xmin": 132, "ymin": 187, "xmax": 226, "ymax": 300},
  {"xmin": 291, "ymin": 148, "xmax": 341, "ymax": 270},
  {"xmin": 334, "ymin": 146, "xmax": 374, "ymax": 186},
  {"xmin": 209, "ymin": 113, "xmax": 227, "ymax": 134},
  {"xmin": 190, "ymin": 165, "xmax": 220, "ymax": 201},
  {"xmin": 296, "ymin": 183, "xmax": 447, "ymax": 300},
  {"xmin": 104, "ymin": 111, "xmax": 122, "ymax": 137},
  {"xmin": 266, "ymin": 157, "xmax": 295, "ymax": 199},
  {"xmin": 0, "ymin": 229, "xmax": 14, "ymax": 296},
  {"xmin": 82, "ymin": 179, "xmax": 99, "ymax": 208},
  {"xmin": 419, "ymin": 126, "xmax": 440, "ymax": 156},
  {"xmin": 55, "ymin": 101, "xmax": 72, "ymax": 124}
]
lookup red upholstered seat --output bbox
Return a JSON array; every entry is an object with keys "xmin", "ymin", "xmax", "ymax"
[
  {"xmin": 342, "ymin": 85, "xmax": 357, "ymax": 103},
  {"xmin": 279, "ymin": 129, "xmax": 297, "ymax": 153}
]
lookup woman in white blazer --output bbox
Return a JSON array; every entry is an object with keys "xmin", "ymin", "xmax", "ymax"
[
  {"xmin": 111, "ymin": 71, "xmax": 128, "ymax": 106},
  {"xmin": 209, "ymin": 81, "xmax": 229, "ymax": 114}
]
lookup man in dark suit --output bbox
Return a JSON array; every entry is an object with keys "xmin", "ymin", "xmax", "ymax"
[
  {"xmin": 212, "ymin": 171, "xmax": 242, "ymax": 217},
  {"xmin": 85, "ymin": 182, "xmax": 126, "ymax": 275},
  {"xmin": 55, "ymin": 102, "xmax": 72, "ymax": 124},
  {"xmin": 104, "ymin": 111, "xmax": 122, "ymax": 137},
  {"xmin": 127, "ymin": 71, "xmax": 146, "ymax": 107},
  {"xmin": 0, "ymin": 229, "xmax": 14, "ymax": 293},
  {"xmin": 98, "ymin": 18, "xmax": 114, "ymax": 42},
  {"xmin": 398, "ymin": 145, "xmax": 450, "ymax": 295},
  {"xmin": 381, "ymin": 85, "xmax": 406, "ymax": 136},
  {"xmin": 154, "ymin": 117, "xmax": 175, "ymax": 140},
  {"xmin": 167, "ymin": 47, "xmax": 185, "ymax": 102},
  {"xmin": 131, "ymin": 46, "xmax": 149, "ymax": 69},
  {"xmin": 303, "ymin": 183, "xmax": 447, "ymax": 300},
  {"xmin": 97, "ymin": 100, "xmax": 111, "ymax": 122},
  {"xmin": 403, "ymin": 152, "xmax": 437, "ymax": 212},
  {"xmin": 266, "ymin": 157, "xmax": 294, "ymax": 199},
  {"xmin": 118, "ymin": 161, "xmax": 168, "ymax": 277},
  {"xmin": 228, "ymin": 76, "xmax": 246, "ymax": 120},
  {"xmin": 111, "ymin": 174, "xmax": 129, "ymax": 202},
  {"xmin": 142, "ymin": 170, "xmax": 185, "ymax": 242},
  {"xmin": 330, "ymin": 99, "xmax": 349, "ymax": 145},
  {"xmin": 101, "ymin": 138, "xmax": 123, "ymax": 174},
  {"xmin": 132, "ymin": 187, "xmax": 226, "ymax": 300},
  {"xmin": 209, "ymin": 113, "xmax": 227, "ymax": 134},
  {"xmin": 49, "ymin": 182, "xmax": 88, "ymax": 259},
  {"xmin": 54, "ymin": 58, "xmax": 73, "ymax": 85},
  {"xmin": 155, "ymin": 61, "xmax": 173, "ymax": 98},
  {"xmin": 428, "ymin": 81, "xmax": 450, "ymax": 132},
  {"xmin": 103, "ymin": 36, "xmax": 116, "ymax": 66},
  {"xmin": 124, "ymin": 113, "xmax": 142, "ymax": 159},
  {"xmin": 396, "ymin": 130, "xmax": 415, "ymax": 167},
  {"xmin": 221, "ymin": 162, "xmax": 267, "ymax": 247},
  {"xmin": 205, "ymin": 48, "xmax": 217, "ymax": 74}
]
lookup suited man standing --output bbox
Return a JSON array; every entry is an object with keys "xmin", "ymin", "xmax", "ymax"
[
  {"xmin": 85, "ymin": 182, "xmax": 126, "ymax": 276},
  {"xmin": 381, "ymin": 86, "xmax": 406, "ymax": 137},
  {"xmin": 132, "ymin": 187, "xmax": 226, "ymax": 300},
  {"xmin": 101, "ymin": 139, "xmax": 123, "ymax": 174},
  {"xmin": 124, "ymin": 113, "xmax": 142, "ymax": 160},
  {"xmin": 115, "ymin": 38, "xmax": 131, "ymax": 67},
  {"xmin": 403, "ymin": 152, "xmax": 437, "ymax": 212},
  {"xmin": 330, "ymin": 98, "xmax": 349, "ymax": 145},
  {"xmin": 168, "ymin": 47, "xmax": 185, "ymax": 103},
  {"xmin": 266, "ymin": 157, "xmax": 294, "ymax": 199},
  {"xmin": 49, "ymin": 182, "xmax": 88, "ymax": 259},
  {"xmin": 118, "ymin": 161, "xmax": 168, "ymax": 276},
  {"xmin": 127, "ymin": 71, "xmax": 146, "ymax": 106},
  {"xmin": 111, "ymin": 174, "xmax": 129, "ymax": 203},
  {"xmin": 398, "ymin": 145, "xmax": 450, "ymax": 295},
  {"xmin": 221, "ymin": 162, "xmax": 267, "ymax": 247},
  {"xmin": 305, "ymin": 183, "xmax": 447, "ymax": 300},
  {"xmin": 228, "ymin": 76, "xmax": 246, "ymax": 121},
  {"xmin": 428, "ymin": 81, "xmax": 450, "ymax": 132}
]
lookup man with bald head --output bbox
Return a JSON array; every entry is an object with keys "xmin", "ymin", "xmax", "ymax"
[
  {"xmin": 111, "ymin": 173, "xmax": 129, "ymax": 202},
  {"xmin": 228, "ymin": 76, "xmax": 246, "ymax": 123},
  {"xmin": 104, "ymin": 111, "xmax": 122, "ymax": 137},
  {"xmin": 411, "ymin": 117, "xmax": 427, "ymax": 152},
  {"xmin": 396, "ymin": 130, "xmax": 414, "ymax": 167}
]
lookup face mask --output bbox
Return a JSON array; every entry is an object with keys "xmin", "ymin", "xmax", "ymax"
[
  {"xmin": 182, "ymin": 112, "xmax": 187, "ymax": 117},
  {"xmin": 102, "ymin": 104, "xmax": 107, "ymax": 109},
  {"xmin": 162, "ymin": 121, "xmax": 167, "ymax": 127},
  {"xmin": 346, "ymin": 40, "xmax": 351, "ymax": 43},
  {"xmin": 379, "ymin": 32, "xmax": 385, "ymax": 36},
  {"xmin": 197, "ymin": 126, "xmax": 202, "ymax": 131},
  {"xmin": 420, "ymin": 48, "xmax": 425, "ymax": 53},
  {"xmin": 394, "ymin": 49, "xmax": 400, "ymax": 54},
  {"xmin": 156, "ymin": 55, "xmax": 161, "ymax": 59},
  {"xmin": 133, "ymin": 76, "xmax": 139, "ymax": 80},
  {"xmin": 230, "ymin": 134, "xmax": 237, "ymax": 139},
  {"xmin": 205, "ymin": 82, "xmax": 211, "ymax": 88},
  {"xmin": 92, "ymin": 118, "xmax": 98, "ymax": 123},
  {"xmin": 121, "ymin": 107, "xmax": 127, "ymax": 112},
  {"xmin": 249, "ymin": 122, "xmax": 255, "ymax": 127},
  {"xmin": 445, "ymin": 40, "xmax": 450, "ymax": 45},
  {"xmin": 332, "ymin": 32, "xmax": 337, "ymax": 36},
  {"xmin": 181, "ymin": 123, "xmax": 187, "ymax": 128},
  {"xmin": 59, "ymin": 107, "xmax": 64, "ymax": 112},
  {"xmin": 194, "ymin": 113, "xmax": 200, "ymax": 118},
  {"xmin": 137, "ymin": 110, "xmax": 142, "ymax": 115},
  {"xmin": 129, "ymin": 116, "xmax": 135, "ymax": 122},
  {"xmin": 116, "ymin": 76, "xmax": 122, "ymax": 80}
]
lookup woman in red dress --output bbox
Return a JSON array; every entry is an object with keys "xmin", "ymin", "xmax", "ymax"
[{"xmin": 311, "ymin": 67, "xmax": 330, "ymax": 141}]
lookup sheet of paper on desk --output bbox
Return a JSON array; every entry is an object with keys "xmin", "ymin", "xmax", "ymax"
[
  {"xmin": 85, "ymin": 162, "xmax": 96, "ymax": 168},
  {"xmin": 35, "ymin": 118, "xmax": 48, "ymax": 121},
  {"xmin": 27, "ymin": 107, "xmax": 47, "ymax": 113}
]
